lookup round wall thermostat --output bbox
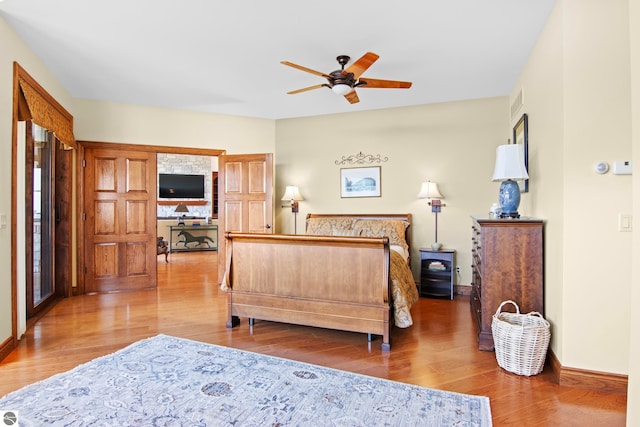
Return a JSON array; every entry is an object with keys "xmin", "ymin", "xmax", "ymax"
[{"xmin": 595, "ymin": 162, "xmax": 609, "ymax": 174}]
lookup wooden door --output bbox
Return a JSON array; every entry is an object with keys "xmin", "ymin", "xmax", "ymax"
[
  {"xmin": 217, "ymin": 153, "xmax": 273, "ymax": 283},
  {"xmin": 55, "ymin": 136, "xmax": 73, "ymax": 298},
  {"xmin": 83, "ymin": 148, "xmax": 157, "ymax": 293}
]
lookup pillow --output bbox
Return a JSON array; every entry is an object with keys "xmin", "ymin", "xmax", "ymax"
[
  {"xmin": 306, "ymin": 217, "xmax": 356, "ymax": 235},
  {"xmin": 390, "ymin": 244, "xmax": 409, "ymax": 262},
  {"xmin": 332, "ymin": 228, "xmax": 362, "ymax": 237},
  {"xmin": 353, "ymin": 219, "xmax": 410, "ymax": 252}
]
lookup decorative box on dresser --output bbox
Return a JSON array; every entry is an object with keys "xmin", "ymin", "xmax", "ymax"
[{"xmin": 470, "ymin": 216, "xmax": 544, "ymax": 351}]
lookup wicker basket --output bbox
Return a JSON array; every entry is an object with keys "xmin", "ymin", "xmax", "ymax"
[{"xmin": 491, "ymin": 300, "xmax": 550, "ymax": 376}]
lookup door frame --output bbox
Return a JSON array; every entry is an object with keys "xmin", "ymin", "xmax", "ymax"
[
  {"xmin": 5, "ymin": 64, "xmax": 74, "ymax": 362},
  {"xmin": 75, "ymin": 141, "xmax": 225, "ymax": 295}
]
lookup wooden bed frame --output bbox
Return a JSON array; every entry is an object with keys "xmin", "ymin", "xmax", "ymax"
[{"xmin": 223, "ymin": 213, "xmax": 411, "ymax": 350}]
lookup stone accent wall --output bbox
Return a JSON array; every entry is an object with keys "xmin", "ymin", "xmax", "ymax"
[{"xmin": 157, "ymin": 153, "xmax": 213, "ymax": 218}]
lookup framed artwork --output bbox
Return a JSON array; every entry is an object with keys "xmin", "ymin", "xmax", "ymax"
[
  {"xmin": 340, "ymin": 166, "xmax": 381, "ymax": 198},
  {"xmin": 513, "ymin": 113, "xmax": 529, "ymax": 193}
]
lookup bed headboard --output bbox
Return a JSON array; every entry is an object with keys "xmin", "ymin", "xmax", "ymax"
[{"xmin": 305, "ymin": 213, "xmax": 412, "ymax": 256}]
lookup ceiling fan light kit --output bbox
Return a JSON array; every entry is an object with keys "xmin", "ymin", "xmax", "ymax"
[
  {"xmin": 281, "ymin": 52, "xmax": 412, "ymax": 104},
  {"xmin": 331, "ymin": 84, "xmax": 352, "ymax": 95}
]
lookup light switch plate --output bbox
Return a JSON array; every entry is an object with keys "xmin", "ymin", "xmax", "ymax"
[
  {"xmin": 619, "ymin": 213, "xmax": 632, "ymax": 232},
  {"xmin": 0, "ymin": 213, "xmax": 6, "ymax": 229}
]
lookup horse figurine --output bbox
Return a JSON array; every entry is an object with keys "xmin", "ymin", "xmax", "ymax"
[{"xmin": 176, "ymin": 230, "xmax": 216, "ymax": 248}]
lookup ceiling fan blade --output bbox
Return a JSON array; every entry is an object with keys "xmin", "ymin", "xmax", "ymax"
[
  {"xmin": 357, "ymin": 77, "xmax": 413, "ymax": 89},
  {"xmin": 281, "ymin": 61, "xmax": 331, "ymax": 78},
  {"xmin": 287, "ymin": 84, "xmax": 326, "ymax": 95},
  {"xmin": 344, "ymin": 90, "xmax": 360, "ymax": 104},
  {"xmin": 345, "ymin": 52, "xmax": 379, "ymax": 79}
]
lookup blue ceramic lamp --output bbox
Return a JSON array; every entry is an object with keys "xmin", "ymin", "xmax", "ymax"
[{"xmin": 492, "ymin": 144, "xmax": 529, "ymax": 218}]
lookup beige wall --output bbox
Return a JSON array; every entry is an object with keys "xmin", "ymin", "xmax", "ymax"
[
  {"xmin": 73, "ymin": 99, "xmax": 276, "ymax": 153},
  {"xmin": 509, "ymin": 0, "xmax": 567, "ymax": 360},
  {"xmin": 562, "ymin": 0, "xmax": 632, "ymax": 374},
  {"xmin": 275, "ymin": 97, "xmax": 508, "ymax": 283},
  {"xmin": 513, "ymin": 0, "xmax": 634, "ymax": 379},
  {"xmin": 627, "ymin": 0, "xmax": 639, "ymax": 423}
]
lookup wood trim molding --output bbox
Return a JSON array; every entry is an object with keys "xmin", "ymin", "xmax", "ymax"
[
  {"xmin": 157, "ymin": 200, "xmax": 207, "ymax": 206},
  {"xmin": 78, "ymin": 140, "xmax": 225, "ymax": 157},
  {"xmin": 455, "ymin": 284, "xmax": 472, "ymax": 296},
  {"xmin": 74, "ymin": 143, "xmax": 86, "ymax": 296},
  {"xmin": 15, "ymin": 62, "xmax": 76, "ymax": 148},
  {"xmin": 0, "ymin": 336, "xmax": 16, "ymax": 362},
  {"xmin": 548, "ymin": 350, "xmax": 628, "ymax": 395}
]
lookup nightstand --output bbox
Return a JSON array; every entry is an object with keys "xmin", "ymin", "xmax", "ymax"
[{"xmin": 419, "ymin": 249, "xmax": 455, "ymax": 299}]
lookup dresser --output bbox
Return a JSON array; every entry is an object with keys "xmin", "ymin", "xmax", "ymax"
[{"xmin": 470, "ymin": 217, "xmax": 543, "ymax": 351}]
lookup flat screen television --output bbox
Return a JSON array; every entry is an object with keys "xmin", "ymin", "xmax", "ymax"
[{"xmin": 158, "ymin": 173, "xmax": 205, "ymax": 199}]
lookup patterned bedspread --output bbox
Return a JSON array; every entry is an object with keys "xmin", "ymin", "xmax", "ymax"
[{"xmin": 390, "ymin": 249, "xmax": 420, "ymax": 328}]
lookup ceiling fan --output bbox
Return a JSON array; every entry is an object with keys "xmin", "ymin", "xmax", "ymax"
[{"xmin": 281, "ymin": 52, "xmax": 412, "ymax": 104}]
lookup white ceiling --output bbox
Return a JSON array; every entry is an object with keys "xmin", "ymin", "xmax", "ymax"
[{"xmin": 0, "ymin": 0, "xmax": 556, "ymax": 120}]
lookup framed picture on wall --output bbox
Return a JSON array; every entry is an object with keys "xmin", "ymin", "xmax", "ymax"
[
  {"xmin": 340, "ymin": 166, "xmax": 381, "ymax": 198},
  {"xmin": 513, "ymin": 113, "xmax": 529, "ymax": 193}
]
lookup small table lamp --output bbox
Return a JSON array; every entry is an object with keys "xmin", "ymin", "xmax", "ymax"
[
  {"xmin": 492, "ymin": 144, "xmax": 529, "ymax": 218},
  {"xmin": 281, "ymin": 186, "xmax": 304, "ymax": 234},
  {"xmin": 418, "ymin": 181, "xmax": 445, "ymax": 250},
  {"xmin": 174, "ymin": 203, "xmax": 189, "ymax": 226}
]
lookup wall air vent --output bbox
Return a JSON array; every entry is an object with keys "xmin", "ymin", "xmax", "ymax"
[{"xmin": 510, "ymin": 88, "xmax": 524, "ymax": 119}]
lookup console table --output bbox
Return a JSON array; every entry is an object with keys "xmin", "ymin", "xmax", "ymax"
[{"xmin": 169, "ymin": 225, "xmax": 218, "ymax": 252}]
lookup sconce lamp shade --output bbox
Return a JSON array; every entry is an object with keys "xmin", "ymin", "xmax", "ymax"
[
  {"xmin": 418, "ymin": 181, "xmax": 445, "ymax": 251},
  {"xmin": 174, "ymin": 203, "xmax": 189, "ymax": 213},
  {"xmin": 281, "ymin": 185, "xmax": 304, "ymax": 201},
  {"xmin": 417, "ymin": 181, "xmax": 444, "ymax": 199},
  {"xmin": 492, "ymin": 144, "xmax": 529, "ymax": 181},
  {"xmin": 281, "ymin": 185, "xmax": 303, "ymax": 234}
]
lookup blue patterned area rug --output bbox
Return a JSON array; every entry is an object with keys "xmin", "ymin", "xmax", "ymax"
[{"xmin": 0, "ymin": 334, "xmax": 492, "ymax": 426}]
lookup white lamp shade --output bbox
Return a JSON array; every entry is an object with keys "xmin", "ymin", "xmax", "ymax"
[
  {"xmin": 492, "ymin": 144, "xmax": 529, "ymax": 181},
  {"xmin": 281, "ymin": 185, "xmax": 303, "ymax": 201},
  {"xmin": 331, "ymin": 84, "xmax": 352, "ymax": 96},
  {"xmin": 417, "ymin": 181, "xmax": 444, "ymax": 199}
]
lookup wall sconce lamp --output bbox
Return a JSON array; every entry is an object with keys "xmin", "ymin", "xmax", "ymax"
[
  {"xmin": 281, "ymin": 185, "xmax": 304, "ymax": 234},
  {"xmin": 174, "ymin": 203, "xmax": 189, "ymax": 226},
  {"xmin": 417, "ymin": 181, "xmax": 445, "ymax": 251},
  {"xmin": 492, "ymin": 144, "xmax": 528, "ymax": 218}
]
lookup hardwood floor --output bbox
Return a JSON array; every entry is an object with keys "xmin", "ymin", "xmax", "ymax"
[{"xmin": 1, "ymin": 251, "xmax": 627, "ymax": 425}]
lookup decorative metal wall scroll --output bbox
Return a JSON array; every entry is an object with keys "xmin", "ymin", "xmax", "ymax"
[{"xmin": 334, "ymin": 151, "xmax": 389, "ymax": 165}]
